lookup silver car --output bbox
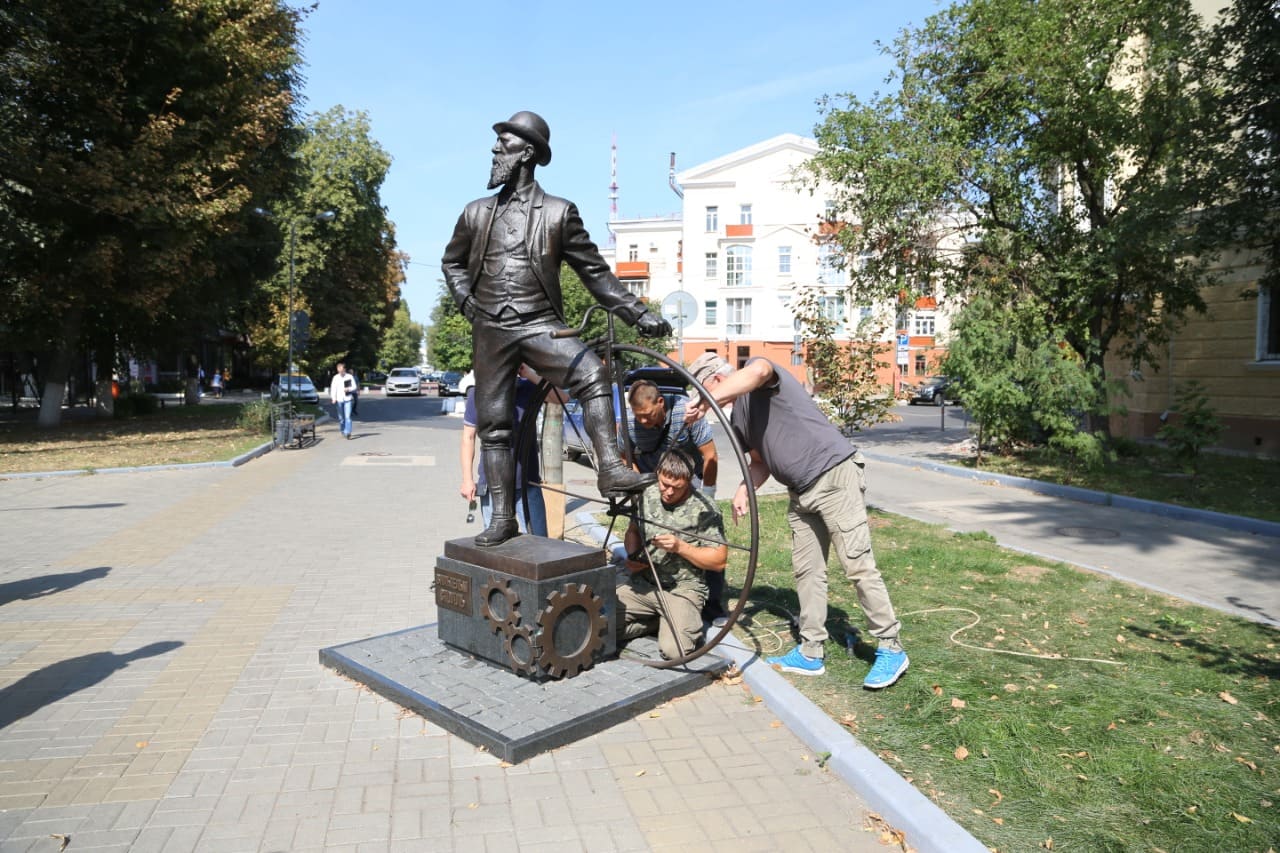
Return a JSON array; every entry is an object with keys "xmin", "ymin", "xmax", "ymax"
[
  {"xmin": 272, "ymin": 374, "xmax": 319, "ymax": 403},
  {"xmin": 384, "ymin": 367, "xmax": 422, "ymax": 396}
]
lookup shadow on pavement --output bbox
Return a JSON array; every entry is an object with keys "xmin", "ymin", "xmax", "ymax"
[
  {"xmin": 0, "ymin": 566, "xmax": 110, "ymax": 605},
  {"xmin": 0, "ymin": 640, "xmax": 183, "ymax": 730}
]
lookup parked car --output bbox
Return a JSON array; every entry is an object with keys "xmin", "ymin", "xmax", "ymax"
[
  {"xmin": 458, "ymin": 370, "xmax": 476, "ymax": 397},
  {"xmin": 270, "ymin": 373, "xmax": 319, "ymax": 404},
  {"xmin": 383, "ymin": 367, "xmax": 422, "ymax": 396},
  {"xmin": 438, "ymin": 371, "xmax": 464, "ymax": 396},
  {"xmin": 909, "ymin": 375, "xmax": 960, "ymax": 406}
]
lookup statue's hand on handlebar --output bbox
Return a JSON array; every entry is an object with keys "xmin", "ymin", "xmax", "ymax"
[{"xmin": 635, "ymin": 311, "xmax": 672, "ymax": 338}]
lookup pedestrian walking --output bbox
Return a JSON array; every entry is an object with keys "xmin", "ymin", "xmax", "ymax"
[{"xmin": 329, "ymin": 362, "xmax": 355, "ymax": 439}]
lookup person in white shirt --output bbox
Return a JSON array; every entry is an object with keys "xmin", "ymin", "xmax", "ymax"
[{"xmin": 328, "ymin": 362, "xmax": 356, "ymax": 439}]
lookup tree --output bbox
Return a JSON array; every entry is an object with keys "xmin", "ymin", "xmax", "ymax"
[
  {"xmin": 0, "ymin": 0, "xmax": 305, "ymax": 425},
  {"xmin": 377, "ymin": 302, "xmax": 424, "ymax": 369},
  {"xmin": 806, "ymin": 0, "xmax": 1227, "ymax": 439},
  {"xmin": 790, "ymin": 290, "xmax": 896, "ymax": 433},
  {"xmin": 942, "ymin": 296, "xmax": 1103, "ymax": 465},
  {"xmin": 426, "ymin": 284, "xmax": 471, "ymax": 371},
  {"xmin": 246, "ymin": 107, "xmax": 403, "ymax": 377},
  {"xmin": 1201, "ymin": 0, "xmax": 1279, "ymax": 291}
]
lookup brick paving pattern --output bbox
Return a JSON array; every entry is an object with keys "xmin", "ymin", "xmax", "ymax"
[{"xmin": 0, "ymin": 399, "xmax": 887, "ymax": 852}]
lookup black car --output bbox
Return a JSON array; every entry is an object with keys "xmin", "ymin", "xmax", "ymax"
[
  {"xmin": 909, "ymin": 375, "xmax": 960, "ymax": 406},
  {"xmin": 439, "ymin": 371, "xmax": 464, "ymax": 396}
]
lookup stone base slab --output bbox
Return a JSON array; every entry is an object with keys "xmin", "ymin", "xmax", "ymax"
[{"xmin": 320, "ymin": 624, "xmax": 729, "ymax": 763}]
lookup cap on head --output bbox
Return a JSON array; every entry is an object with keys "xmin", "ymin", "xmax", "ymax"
[
  {"xmin": 493, "ymin": 110, "xmax": 552, "ymax": 166},
  {"xmin": 689, "ymin": 353, "xmax": 729, "ymax": 386}
]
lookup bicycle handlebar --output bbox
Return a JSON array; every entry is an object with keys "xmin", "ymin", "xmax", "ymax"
[{"xmin": 550, "ymin": 305, "xmax": 610, "ymax": 339}]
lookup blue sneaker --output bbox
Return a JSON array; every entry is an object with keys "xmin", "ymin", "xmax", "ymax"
[
  {"xmin": 766, "ymin": 646, "xmax": 825, "ymax": 676},
  {"xmin": 863, "ymin": 648, "xmax": 909, "ymax": 689}
]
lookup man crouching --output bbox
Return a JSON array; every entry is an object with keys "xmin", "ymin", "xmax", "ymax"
[{"xmin": 616, "ymin": 450, "xmax": 728, "ymax": 660}]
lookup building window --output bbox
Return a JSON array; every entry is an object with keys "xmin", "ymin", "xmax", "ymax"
[
  {"xmin": 625, "ymin": 279, "xmax": 648, "ymax": 299},
  {"xmin": 705, "ymin": 300, "xmax": 717, "ymax": 326},
  {"xmin": 824, "ymin": 199, "xmax": 838, "ymax": 221},
  {"xmin": 725, "ymin": 245, "xmax": 752, "ymax": 287},
  {"xmin": 819, "ymin": 294, "xmax": 846, "ymax": 335},
  {"xmin": 705, "ymin": 206, "xmax": 718, "ymax": 231},
  {"xmin": 726, "ymin": 298, "xmax": 752, "ymax": 335},
  {"xmin": 627, "ymin": 244, "xmax": 639, "ymax": 262},
  {"xmin": 915, "ymin": 353, "xmax": 927, "ymax": 375},
  {"xmin": 705, "ymin": 252, "xmax": 717, "ymax": 279},
  {"xmin": 740, "ymin": 204, "xmax": 752, "ymax": 225},
  {"xmin": 912, "ymin": 313, "xmax": 936, "ymax": 337},
  {"xmin": 778, "ymin": 246, "xmax": 791, "ymax": 274},
  {"xmin": 1260, "ymin": 285, "xmax": 1280, "ymax": 361},
  {"xmin": 817, "ymin": 242, "xmax": 846, "ymax": 286}
]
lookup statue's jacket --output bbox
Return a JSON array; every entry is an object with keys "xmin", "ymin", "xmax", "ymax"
[{"xmin": 442, "ymin": 180, "xmax": 646, "ymax": 325}]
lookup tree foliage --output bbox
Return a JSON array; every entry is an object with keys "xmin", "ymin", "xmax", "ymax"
[
  {"xmin": 791, "ymin": 290, "xmax": 896, "ymax": 433},
  {"xmin": 0, "ymin": 0, "xmax": 305, "ymax": 423},
  {"xmin": 943, "ymin": 297, "xmax": 1105, "ymax": 465},
  {"xmin": 426, "ymin": 284, "xmax": 471, "ymax": 371},
  {"xmin": 247, "ymin": 107, "xmax": 403, "ymax": 376},
  {"xmin": 806, "ymin": 0, "xmax": 1229, "ymax": 437},
  {"xmin": 1200, "ymin": 0, "xmax": 1280, "ymax": 290},
  {"xmin": 377, "ymin": 302, "xmax": 423, "ymax": 369}
]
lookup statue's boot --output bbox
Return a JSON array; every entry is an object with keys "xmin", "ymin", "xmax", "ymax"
[
  {"xmin": 582, "ymin": 395, "xmax": 655, "ymax": 497},
  {"xmin": 475, "ymin": 448, "xmax": 519, "ymax": 546}
]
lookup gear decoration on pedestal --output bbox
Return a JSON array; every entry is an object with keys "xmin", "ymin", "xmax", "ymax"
[
  {"xmin": 535, "ymin": 583, "xmax": 608, "ymax": 678},
  {"xmin": 503, "ymin": 624, "xmax": 540, "ymax": 678},
  {"xmin": 480, "ymin": 577, "xmax": 521, "ymax": 635}
]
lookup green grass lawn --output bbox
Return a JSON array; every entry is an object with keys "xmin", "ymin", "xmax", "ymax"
[
  {"xmin": 0, "ymin": 403, "xmax": 271, "ymax": 474},
  {"xmin": 725, "ymin": 497, "xmax": 1278, "ymax": 853},
  {"xmin": 964, "ymin": 444, "xmax": 1280, "ymax": 524}
]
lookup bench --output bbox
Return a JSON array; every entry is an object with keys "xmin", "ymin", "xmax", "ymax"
[{"xmin": 270, "ymin": 403, "xmax": 316, "ymax": 449}]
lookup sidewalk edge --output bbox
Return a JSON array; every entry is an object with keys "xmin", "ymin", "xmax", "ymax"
[
  {"xmin": 864, "ymin": 451, "xmax": 1280, "ymax": 540},
  {"xmin": 724, "ymin": 638, "xmax": 987, "ymax": 853}
]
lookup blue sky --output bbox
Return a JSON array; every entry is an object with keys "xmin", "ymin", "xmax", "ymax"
[{"xmin": 298, "ymin": 0, "xmax": 940, "ymax": 331}]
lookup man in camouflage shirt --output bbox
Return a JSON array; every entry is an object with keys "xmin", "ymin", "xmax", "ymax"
[{"xmin": 616, "ymin": 450, "xmax": 728, "ymax": 660}]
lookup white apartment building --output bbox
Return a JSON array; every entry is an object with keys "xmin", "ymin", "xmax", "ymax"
[{"xmin": 608, "ymin": 133, "xmax": 952, "ymax": 389}]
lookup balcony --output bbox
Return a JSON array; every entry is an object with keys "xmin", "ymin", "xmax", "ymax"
[
  {"xmin": 725, "ymin": 224, "xmax": 753, "ymax": 238},
  {"xmin": 616, "ymin": 261, "xmax": 650, "ymax": 279}
]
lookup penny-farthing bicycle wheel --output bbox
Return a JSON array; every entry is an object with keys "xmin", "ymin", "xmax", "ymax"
[{"xmin": 515, "ymin": 334, "xmax": 758, "ymax": 669}]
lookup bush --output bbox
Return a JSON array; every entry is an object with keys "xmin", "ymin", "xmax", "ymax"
[
  {"xmin": 236, "ymin": 399, "xmax": 273, "ymax": 434},
  {"xmin": 113, "ymin": 393, "xmax": 159, "ymax": 418},
  {"xmin": 1157, "ymin": 381, "xmax": 1223, "ymax": 476}
]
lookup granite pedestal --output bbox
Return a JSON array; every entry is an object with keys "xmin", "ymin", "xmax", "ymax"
[
  {"xmin": 319, "ymin": 535, "xmax": 730, "ymax": 763},
  {"xmin": 435, "ymin": 535, "xmax": 617, "ymax": 680}
]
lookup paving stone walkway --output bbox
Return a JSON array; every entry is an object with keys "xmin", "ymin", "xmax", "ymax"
[{"xmin": 0, "ymin": 398, "xmax": 893, "ymax": 852}]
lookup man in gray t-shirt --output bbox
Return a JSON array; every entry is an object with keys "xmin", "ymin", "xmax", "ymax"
[{"xmin": 685, "ymin": 353, "xmax": 909, "ymax": 690}]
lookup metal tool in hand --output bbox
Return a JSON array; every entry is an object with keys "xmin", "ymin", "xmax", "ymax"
[{"xmin": 466, "ymin": 499, "xmax": 477, "ymax": 524}]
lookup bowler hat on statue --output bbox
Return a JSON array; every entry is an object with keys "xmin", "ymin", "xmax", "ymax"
[{"xmin": 493, "ymin": 111, "xmax": 552, "ymax": 166}]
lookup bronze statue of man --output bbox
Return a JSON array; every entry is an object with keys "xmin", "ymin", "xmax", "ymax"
[{"xmin": 442, "ymin": 111, "xmax": 672, "ymax": 546}]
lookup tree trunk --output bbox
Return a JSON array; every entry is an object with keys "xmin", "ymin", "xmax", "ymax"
[
  {"xmin": 94, "ymin": 334, "xmax": 115, "ymax": 417},
  {"xmin": 1084, "ymin": 347, "xmax": 1112, "ymax": 439},
  {"xmin": 37, "ymin": 307, "xmax": 83, "ymax": 428}
]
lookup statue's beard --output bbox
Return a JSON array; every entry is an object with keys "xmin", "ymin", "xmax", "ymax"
[{"xmin": 488, "ymin": 154, "xmax": 520, "ymax": 189}]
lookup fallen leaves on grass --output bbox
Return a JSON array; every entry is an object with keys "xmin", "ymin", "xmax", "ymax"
[
  {"xmin": 954, "ymin": 746, "xmax": 970, "ymax": 761},
  {"xmin": 1220, "ymin": 691, "xmax": 1239, "ymax": 705}
]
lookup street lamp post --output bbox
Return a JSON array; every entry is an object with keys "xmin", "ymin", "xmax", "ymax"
[{"xmin": 255, "ymin": 208, "xmax": 335, "ymax": 396}]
